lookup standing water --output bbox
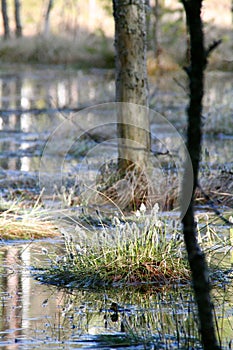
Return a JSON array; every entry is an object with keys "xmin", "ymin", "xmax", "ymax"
[{"xmin": 0, "ymin": 65, "xmax": 232, "ymax": 348}]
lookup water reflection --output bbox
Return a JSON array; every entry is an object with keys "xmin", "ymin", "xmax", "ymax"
[
  {"xmin": 0, "ymin": 68, "xmax": 231, "ymax": 176},
  {"xmin": 0, "ymin": 242, "xmax": 198, "ymax": 349},
  {"xmin": 0, "ymin": 67, "xmax": 232, "ymax": 208},
  {"xmin": 0, "ymin": 67, "xmax": 114, "ymax": 174},
  {"xmin": 0, "ymin": 241, "xmax": 232, "ymax": 349}
]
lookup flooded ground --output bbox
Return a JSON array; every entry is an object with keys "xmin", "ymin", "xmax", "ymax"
[
  {"xmin": 0, "ymin": 65, "xmax": 232, "ymax": 348},
  {"xmin": 0, "ymin": 239, "xmax": 233, "ymax": 349},
  {"xmin": 0, "ymin": 240, "xmax": 198, "ymax": 349}
]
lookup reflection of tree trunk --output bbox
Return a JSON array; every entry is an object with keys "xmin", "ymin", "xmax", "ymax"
[
  {"xmin": 181, "ymin": 0, "xmax": 220, "ymax": 349},
  {"xmin": 1, "ymin": 81, "xmax": 11, "ymax": 169},
  {"xmin": 3, "ymin": 248, "xmax": 22, "ymax": 342},
  {"xmin": 113, "ymin": 0, "xmax": 150, "ymax": 172},
  {"xmin": 14, "ymin": 0, "xmax": 22, "ymax": 37},
  {"xmin": 1, "ymin": 0, "xmax": 10, "ymax": 39},
  {"xmin": 44, "ymin": 0, "xmax": 54, "ymax": 36}
]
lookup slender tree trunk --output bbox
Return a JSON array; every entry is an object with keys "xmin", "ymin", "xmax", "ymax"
[
  {"xmin": 1, "ymin": 0, "xmax": 10, "ymax": 39},
  {"xmin": 181, "ymin": 1, "xmax": 220, "ymax": 349},
  {"xmin": 113, "ymin": 0, "xmax": 150, "ymax": 172},
  {"xmin": 232, "ymin": 0, "xmax": 233, "ymax": 24},
  {"xmin": 14, "ymin": 0, "xmax": 22, "ymax": 37},
  {"xmin": 145, "ymin": 0, "xmax": 151, "ymax": 43},
  {"xmin": 153, "ymin": 0, "xmax": 160, "ymax": 61},
  {"xmin": 44, "ymin": 0, "xmax": 54, "ymax": 36}
]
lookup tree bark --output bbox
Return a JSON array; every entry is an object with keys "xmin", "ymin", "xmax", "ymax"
[
  {"xmin": 1, "ymin": 0, "xmax": 10, "ymax": 39},
  {"xmin": 113, "ymin": 0, "xmax": 150, "ymax": 172},
  {"xmin": 14, "ymin": 0, "xmax": 22, "ymax": 37},
  {"xmin": 181, "ymin": 1, "xmax": 220, "ymax": 349}
]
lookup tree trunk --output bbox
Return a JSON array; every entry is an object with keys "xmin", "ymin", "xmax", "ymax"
[
  {"xmin": 14, "ymin": 0, "xmax": 22, "ymax": 37},
  {"xmin": 232, "ymin": 0, "xmax": 233, "ymax": 24},
  {"xmin": 153, "ymin": 0, "xmax": 160, "ymax": 61},
  {"xmin": 44, "ymin": 0, "xmax": 54, "ymax": 36},
  {"xmin": 181, "ymin": 1, "xmax": 220, "ymax": 349},
  {"xmin": 1, "ymin": 0, "xmax": 10, "ymax": 39},
  {"xmin": 113, "ymin": 0, "xmax": 150, "ymax": 172}
]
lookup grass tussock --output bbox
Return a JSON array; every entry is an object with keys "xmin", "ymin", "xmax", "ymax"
[
  {"xmin": 34, "ymin": 204, "xmax": 190, "ymax": 288},
  {"xmin": 84, "ymin": 162, "xmax": 179, "ymax": 214},
  {"xmin": 0, "ymin": 199, "xmax": 59, "ymax": 240},
  {"xmin": 90, "ymin": 163, "xmax": 155, "ymax": 212}
]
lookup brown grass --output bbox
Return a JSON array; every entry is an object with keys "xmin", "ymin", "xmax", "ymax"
[
  {"xmin": 85, "ymin": 161, "xmax": 233, "ymax": 214},
  {"xmin": 0, "ymin": 34, "xmax": 114, "ymax": 67},
  {"xmin": 197, "ymin": 171, "xmax": 233, "ymax": 207},
  {"xmin": 0, "ymin": 201, "xmax": 60, "ymax": 240},
  {"xmin": 83, "ymin": 162, "xmax": 179, "ymax": 213}
]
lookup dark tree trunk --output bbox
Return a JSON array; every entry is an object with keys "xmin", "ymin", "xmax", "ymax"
[
  {"xmin": 181, "ymin": 1, "xmax": 220, "ymax": 349},
  {"xmin": 14, "ymin": 0, "xmax": 22, "ymax": 37},
  {"xmin": 44, "ymin": 0, "xmax": 54, "ymax": 36},
  {"xmin": 153, "ymin": 0, "xmax": 160, "ymax": 61},
  {"xmin": 232, "ymin": 0, "xmax": 233, "ymax": 24},
  {"xmin": 1, "ymin": 0, "xmax": 10, "ymax": 39},
  {"xmin": 113, "ymin": 0, "xmax": 150, "ymax": 172}
]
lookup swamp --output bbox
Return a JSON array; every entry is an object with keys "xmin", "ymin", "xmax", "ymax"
[
  {"xmin": 0, "ymin": 0, "xmax": 232, "ymax": 349},
  {"xmin": 0, "ymin": 64, "xmax": 232, "ymax": 349}
]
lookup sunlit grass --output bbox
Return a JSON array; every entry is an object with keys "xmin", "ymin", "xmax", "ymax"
[
  {"xmin": 0, "ymin": 197, "xmax": 59, "ymax": 240},
  {"xmin": 34, "ymin": 204, "xmax": 191, "ymax": 288}
]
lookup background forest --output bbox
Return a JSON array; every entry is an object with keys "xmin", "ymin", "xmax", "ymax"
[{"xmin": 0, "ymin": 0, "xmax": 232, "ymax": 70}]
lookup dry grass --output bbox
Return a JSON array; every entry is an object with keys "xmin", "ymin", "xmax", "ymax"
[
  {"xmin": 0, "ymin": 200, "xmax": 59, "ymax": 240},
  {"xmin": 197, "ymin": 171, "xmax": 233, "ymax": 208},
  {"xmin": 81, "ymin": 159, "xmax": 233, "ymax": 215},
  {"xmin": 84, "ymin": 163, "xmax": 173, "ymax": 213},
  {"xmin": 0, "ymin": 34, "xmax": 114, "ymax": 67}
]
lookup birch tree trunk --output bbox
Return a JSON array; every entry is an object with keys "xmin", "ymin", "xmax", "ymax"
[
  {"xmin": 113, "ymin": 0, "xmax": 150, "ymax": 172},
  {"xmin": 14, "ymin": 0, "xmax": 22, "ymax": 37},
  {"xmin": 181, "ymin": 0, "xmax": 220, "ymax": 348},
  {"xmin": 1, "ymin": 0, "xmax": 10, "ymax": 39}
]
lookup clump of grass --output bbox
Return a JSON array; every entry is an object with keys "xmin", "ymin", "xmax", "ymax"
[
  {"xmin": 86, "ymin": 161, "xmax": 179, "ymax": 214},
  {"xmin": 0, "ymin": 197, "xmax": 59, "ymax": 240},
  {"xmin": 34, "ymin": 204, "xmax": 190, "ymax": 288}
]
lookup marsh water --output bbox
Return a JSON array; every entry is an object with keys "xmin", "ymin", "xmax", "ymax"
[{"xmin": 0, "ymin": 65, "xmax": 232, "ymax": 349}]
